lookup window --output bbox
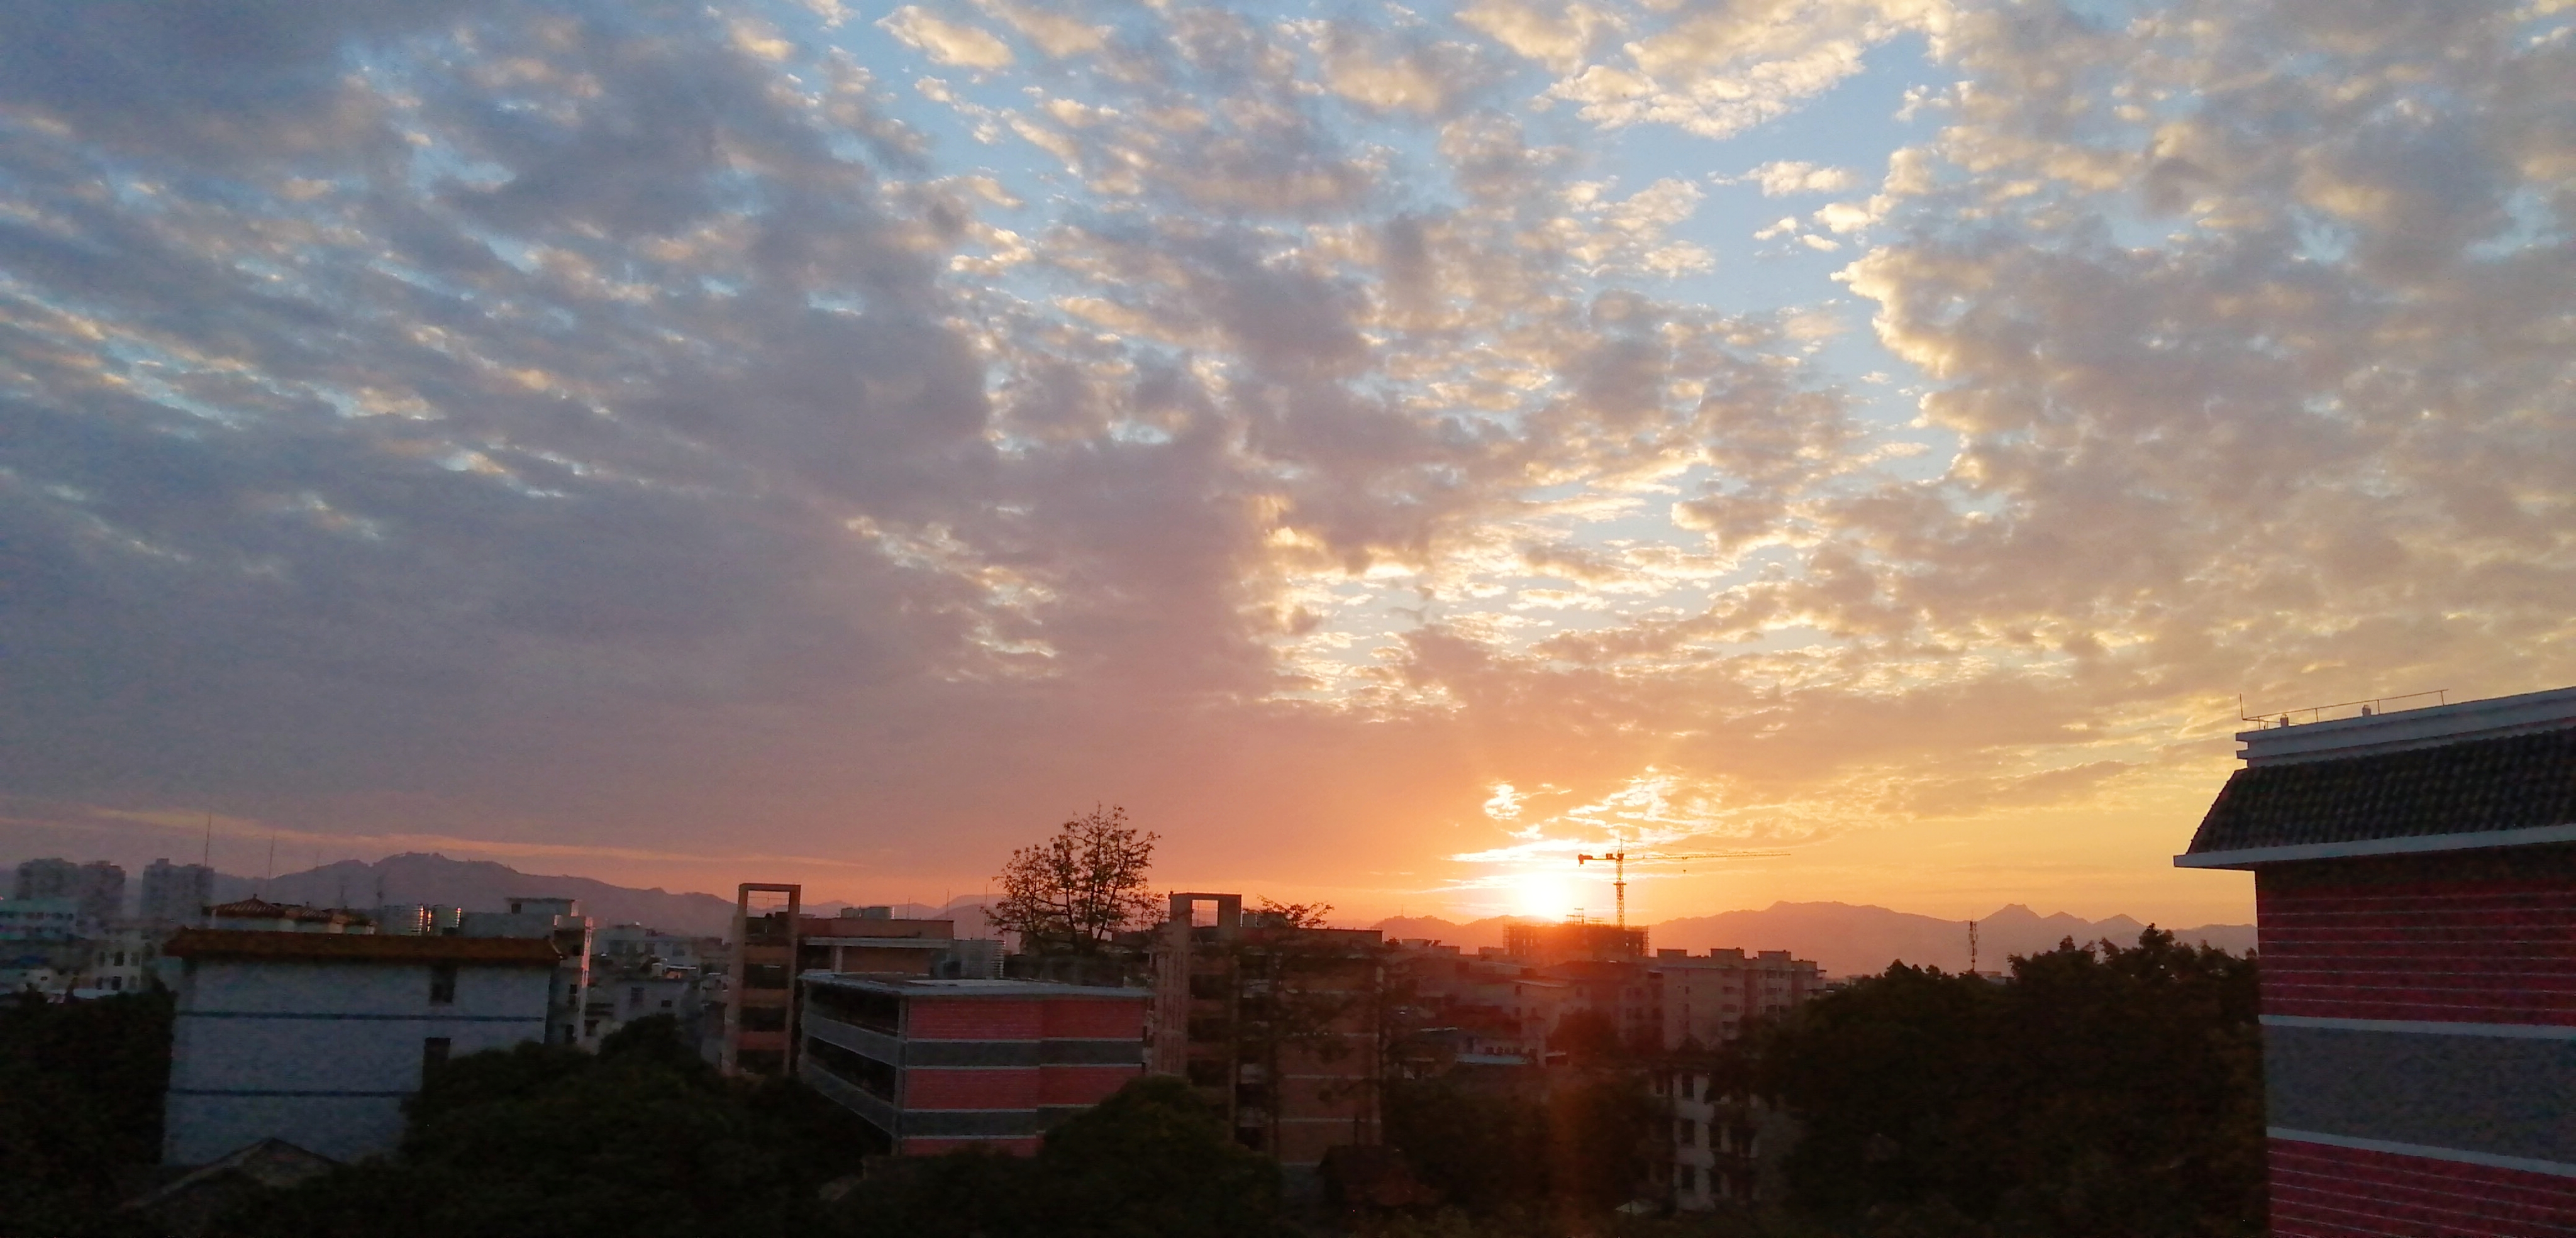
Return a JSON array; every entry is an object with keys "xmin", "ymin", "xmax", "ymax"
[
  {"xmin": 630, "ymin": 986, "xmax": 645, "ymax": 1007},
  {"xmin": 428, "ymin": 963, "xmax": 458, "ymax": 1005},
  {"xmin": 421, "ymin": 1037, "xmax": 452, "ymax": 1077},
  {"xmin": 804, "ymin": 1036, "xmax": 898, "ymax": 1099}
]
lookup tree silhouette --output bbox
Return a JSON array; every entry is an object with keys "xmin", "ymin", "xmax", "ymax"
[{"xmin": 989, "ymin": 805, "xmax": 1162, "ymax": 956}]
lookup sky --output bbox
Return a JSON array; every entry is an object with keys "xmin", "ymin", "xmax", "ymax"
[{"xmin": 2, "ymin": 0, "xmax": 2570, "ymax": 929}]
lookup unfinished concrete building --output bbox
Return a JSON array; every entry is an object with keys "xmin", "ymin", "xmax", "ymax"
[{"xmin": 1150, "ymin": 892, "xmax": 1384, "ymax": 1169}]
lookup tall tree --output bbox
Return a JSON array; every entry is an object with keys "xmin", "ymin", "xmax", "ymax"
[{"xmin": 989, "ymin": 805, "xmax": 1160, "ymax": 956}]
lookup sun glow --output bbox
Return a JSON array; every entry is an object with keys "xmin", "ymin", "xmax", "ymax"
[{"xmin": 1509, "ymin": 871, "xmax": 1580, "ymax": 919}]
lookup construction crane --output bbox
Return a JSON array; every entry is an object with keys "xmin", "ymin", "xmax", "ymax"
[{"xmin": 1577, "ymin": 844, "xmax": 1789, "ymax": 929}]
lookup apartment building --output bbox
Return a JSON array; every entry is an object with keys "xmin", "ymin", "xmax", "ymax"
[
  {"xmin": 799, "ymin": 975, "xmax": 1146, "ymax": 1154},
  {"xmin": 1655, "ymin": 948, "xmax": 1823, "ymax": 1049},
  {"xmin": 140, "ymin": 859, "xmax": 216, "ymax": 925},
  {"xmin": 14, "ymin": 858, "xmax": 125, "ymax": 926},
  {"xmin": 1656, "ymin": 1064, "xmax": 1796, "ymax": 1209}
]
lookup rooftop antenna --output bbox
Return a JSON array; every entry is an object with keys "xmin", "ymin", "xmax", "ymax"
[
  {"xmin": 264, "ymin": 834, "xmax": 276, "ymax": 900},
  {"xmin": 200, "ymin": 809, "xmax": 213, "ymax": 871}
]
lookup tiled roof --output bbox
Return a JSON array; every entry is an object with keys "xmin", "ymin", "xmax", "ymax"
[
  {"xmin": 208, "ymin": 899, "xmax": 372, "ymax": 926},
  {"xmin": 2185, "ymin": 726, "xmax": 2576, "ymax": 856},
  {"xmin": 162, "ymin": 929, "xmax": 560, "ymax": 966}
]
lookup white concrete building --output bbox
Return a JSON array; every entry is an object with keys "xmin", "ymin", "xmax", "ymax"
[
  {"xmin": 460, "ymin": 897, "xmax": 593, "ymax": 1046},
  {"xmin": 1655, "ymin": 1065, "xmax": 1796, "ymax": 1210},
  {"xmin": 85, "ymin": 924, "xmax": 158, "ymax": 994},
  {"xmin": 596, "ymin": 923, "xmax": 701, "ymax": 968},
  {"xmin": 160, "ymin": 929, "xmax": 558, "ymax": 1164}
]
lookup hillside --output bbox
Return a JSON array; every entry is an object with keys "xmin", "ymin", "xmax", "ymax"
[
  {"xmin": 1368, "ymin": 902, "xmax": 2255, "ymax": 979},
  {"xmin": 226, "ymin": 853, "xmax": 743, "ymax": 937},
  {"xmin": 211, "ymin": 853, "xmax": 1004, "ymax": 939}
]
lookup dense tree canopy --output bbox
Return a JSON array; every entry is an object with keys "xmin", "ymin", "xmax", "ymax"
[
  {"xmin": 1384, "ymin": 1071, "xmax": 1653, "ymax": 1224},
  {"xmin": 839, "ymin": 1074, "xmax": 1285, "ymax": 1238},
  {"xmin": 1755, "ymin": 930, "xmax": 2263, "ymax": 1237},
  {"xmin": 0, "ymin": 990, "xmax": 172, "ymax": 1236},
  {"xmin": 213, "ymin": 1016, "xmax": 872, "ymax": 1237}
]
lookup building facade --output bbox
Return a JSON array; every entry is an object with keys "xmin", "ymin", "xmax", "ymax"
[
  {"xmin": 722, "ymin": 883, "xmax": 801, "ymax": 1076},
  {"xmin": 2176, "ymin": 685, "xmax": 2576, "ymax": 1232},
  {"xmin": 1152, "ymin": 893, "xmax": 1385, "ymax": 1168},
  {"xmin": 14, "ymin": 858, "xmax": 124, "ymax": 926},
  {"xmin": 1504, "ymin": 920, "xmax": 1648, "ymax": 968},
  {"xmin": 799, "ymin": 975, "xmax": 1148, "ymax": 1155},
  {"xmin": 1655, "ymin": 1065, "xmax": 1796, "ymax": 1210},
  {"xmin": 140, "ymin": 859, "xmax": 216, "ymax": 926},
  {"xmin": 158, "ymin": 929, "xmax": 558, "ymax": 1164},
  {"xmin": 1654, "ymin": 948, "xmax": 1823, "ymax": 1049},
  {"xmin": 718, "ymin": 885, "xmax": 997, "ymax": 1076},
  {"xmin": 459, "ymin": 897, "xmax": 594, "ymax": 1046}
]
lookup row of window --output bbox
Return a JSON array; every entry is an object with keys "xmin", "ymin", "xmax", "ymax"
[{"xmin": 805, "ymin": 1035, "xmax": 899, "ymax": 1100}]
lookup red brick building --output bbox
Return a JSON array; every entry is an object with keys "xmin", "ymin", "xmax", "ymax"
[
  {"xmin": 2177, "ymin": 685, "xmax": 2576, "ymax": 1234},
  {"xmin": 798, "ymin": 976, "xmax": 1147, "ymax": 1155}
]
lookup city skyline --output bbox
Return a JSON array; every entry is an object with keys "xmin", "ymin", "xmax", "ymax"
[{"xmin": 4, "ymin": 2, "xmax": 2570, "ymax": 928}]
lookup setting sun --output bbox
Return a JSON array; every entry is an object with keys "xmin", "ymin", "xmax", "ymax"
[{"xmin": 1507, "ymin": 872, "xmax": 1582, "ymax": 921}]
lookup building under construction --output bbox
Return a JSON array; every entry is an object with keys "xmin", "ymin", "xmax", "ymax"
[
  {"xmin": 1504, "ymin": 919, "xmax": 1647, "ymax": 968},
  {"xmin": 719, "ymin": 883, "xmax": 997, "ymax": 1077},
  {"xmin": 1150, "ymin": 893, "xmax": 1384, "ymax": 1169}
]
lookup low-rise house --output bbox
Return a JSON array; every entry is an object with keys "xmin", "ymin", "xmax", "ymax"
[
  {"xmin": 800, "ymin": 975, "xmax": 1148, "ymax": 1155},
  {"xmin": 208, "ymin": 899, "xmax": 373, "ymax": 934},
  {"xmin": 159, "ymin": 929, "xmax": 558, "ymax": 1164}
]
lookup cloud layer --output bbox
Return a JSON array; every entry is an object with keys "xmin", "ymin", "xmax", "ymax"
[{"xmin": 2, "ymin": 0, "xmax": 2568, "ymax": 920}]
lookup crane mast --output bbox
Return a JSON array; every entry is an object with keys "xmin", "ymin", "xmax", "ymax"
[{"xmin": 1576, "ymin": 842, "xmax": 1790, "ymax": 929}]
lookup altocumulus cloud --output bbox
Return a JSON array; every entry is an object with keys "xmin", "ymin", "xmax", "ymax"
[{"xmin": 0, "ymin": 0, "xmax": 2569, "ymax": 910}]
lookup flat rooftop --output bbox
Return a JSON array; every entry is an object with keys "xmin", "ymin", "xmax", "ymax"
[
  {"xmin": 164, "ymin": 929, "xmax": 560, "ymax": 966},
  {"xmin": 2236, "ymin": 684, "xmax": 2576, "ymax": 767},
  {"xmin": 801, "ymin": 973, "xmax": 1148, "ymax": 1000}
]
